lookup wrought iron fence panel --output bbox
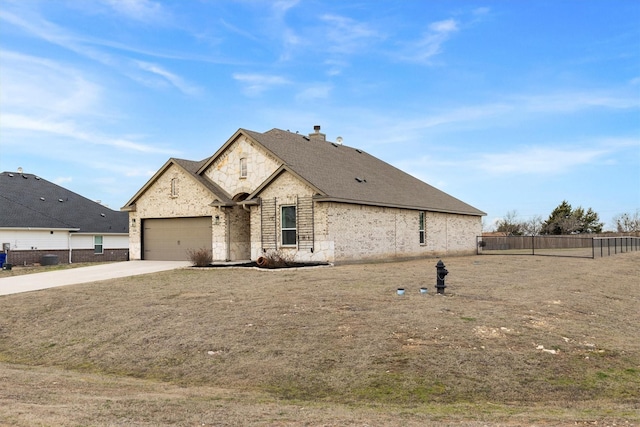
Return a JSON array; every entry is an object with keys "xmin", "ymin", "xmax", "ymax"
[{"xmin": 477, "ymin": 235, "xmax": 640, "ymax": 258}]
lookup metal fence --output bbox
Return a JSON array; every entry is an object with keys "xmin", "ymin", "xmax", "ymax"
[{"xmin": 477, "ymin": 235, "xmax": 640, "ymax": 258}]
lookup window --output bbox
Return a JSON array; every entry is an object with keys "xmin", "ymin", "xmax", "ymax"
[
  {"xmin": 94, "ymin": 235, "xmax": 104, "ymax": 254},
  {"xmin": 171, "ymin": 178, "xmax": 178, "ymax": 197},
  {"xmin": 419, "ymin": 212, "xmax": 425, "ymax": 244},
  {"xmin": 281, "ymin": 205, "xmax": 297, "ymax": 246},
  {"xmin": 239, "ymin": 158, "xmax": 247, "ymax": 178}
]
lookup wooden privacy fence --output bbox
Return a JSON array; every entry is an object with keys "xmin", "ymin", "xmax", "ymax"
[{"xmin": 477, "ymin": 235, "xmax": 640, "ymax": 258}]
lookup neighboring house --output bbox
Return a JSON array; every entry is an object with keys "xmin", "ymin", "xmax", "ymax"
[
  {"xmin": 122, "ymin": 126, "xmax": 485, "ymax": 263},
  {"xmin": 0, "ymin": 170, "xmax": 129, "ymax": 265}
]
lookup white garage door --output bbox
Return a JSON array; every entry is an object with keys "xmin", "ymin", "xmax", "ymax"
[{"xmin": 143, "ymin": 217, "xmax": 212, "ymax": 261}]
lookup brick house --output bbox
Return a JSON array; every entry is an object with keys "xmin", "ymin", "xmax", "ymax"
[
  {"xmin": 0, "ymin": 170, "xmax": 129, "ymax": 266},
  {"xmin": 122, "ymin": 126, "xmax": 485, "ymax": 263}
]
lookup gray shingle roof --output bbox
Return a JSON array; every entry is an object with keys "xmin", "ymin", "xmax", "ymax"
[
  {"xmin": 0, "ymin": 172, "xmax": 128, "ymax": 233},
  {"xmin": 243, "ymin": 128, "xmax": 485, "ymax": 216}
]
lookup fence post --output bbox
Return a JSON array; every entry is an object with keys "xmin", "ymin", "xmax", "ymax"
[{"xmin": 532, "ymin": 235, "xmax": 535, "ymax": 255}]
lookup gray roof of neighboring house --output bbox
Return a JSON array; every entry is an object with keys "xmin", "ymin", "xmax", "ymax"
[
  {"xmin": 243, "ymin": 128, "xmax": 485, "ymax": 216},
  {"xmin": 0, "ymin": 172, "xmax": 129, "ymax": 233}
]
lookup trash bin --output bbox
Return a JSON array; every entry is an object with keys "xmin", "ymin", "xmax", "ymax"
[
  {"xmin": 0, "ymin": 253, "xmax": 6, "ymax": 268},
  {"xmin": 41, "ymin": 254, "xmax": 59, "ymax": 266}
]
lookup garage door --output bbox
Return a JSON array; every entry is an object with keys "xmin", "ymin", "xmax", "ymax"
[{"xmin": 143, "ymin": 217, "xmax": 212, "ymax": 261}]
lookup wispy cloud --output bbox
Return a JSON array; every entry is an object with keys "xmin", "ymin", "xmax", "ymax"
[
  {"xmin": 134, "ymin": 60, "xmax": 200, "ymax": 95},
  {"xmin": 99, "ymin": 0, "xmax": 168, "ymax": 24},
  {"xmin": 1, "ymin": 114, "xmax": 176, "ymax": 155},
  {"xmin": 398, "ymin": 18, "xmax": 459, "ymax": 64},
  {"xmin": 1, "ymin": 50, "xmax": 102, "ymax": 117},
  {"xmin": 295, "ymin": 84, "xmax": 333, "ymax": 101},
  {"xmin": 365, "ymin": 88, "xmax": 639, "ymax": 146},
  {"xmin": 320, "ymin": 14, "xmax": 382, "ymax": 55},
  {"xmin": 475, "ymin": 146, "xmax": 609, "ymax": 175},
  {"xmin": 517, "ymin": 91, "xmax": 639, "ymax": 113},
  {"xmin": 233, "ymin": 73, "xmax": 290, "ymax": 96},
  {"xmin": 0, "ymin": 9, "xmax": 116, "ymax": 66},
  {"xmin": 0, "ymin": 9, "xmax": 197, "ymax": 95}
]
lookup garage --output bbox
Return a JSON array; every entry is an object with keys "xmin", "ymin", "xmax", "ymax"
[{"xmin": 142, "ymin": 217, "xmax": 212, "ymax": 261}]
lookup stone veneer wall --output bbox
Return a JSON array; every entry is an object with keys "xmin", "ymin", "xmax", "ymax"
[
  {"xmin": 249, "ymin": 172, "xmax": 481, "ymax": 264},
  {"xmin": 128, "ymin": 163, "xmax": 218, "ymax": 260},
  {"xmin": 204, "ymin": 136, "xmax": 281, "ymax": 197},
  {"xmin": 423, "ymin": 211, "xmax": 482, "ymax": 255},
  {"xmin": 327, "ymin": 203, "xmax": 481, "ymax": 263},
  {"xmin": 250, "ymin": 171, "xmax": 329, "ymax": 262}
]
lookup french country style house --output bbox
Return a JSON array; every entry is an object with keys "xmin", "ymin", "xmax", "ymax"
[{"xmin": 122, "ymin": 126, "xmax": 485, "ymax": 263}]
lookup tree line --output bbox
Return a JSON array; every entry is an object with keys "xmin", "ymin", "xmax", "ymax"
[{"xmin": 494, "ymin": 201, "xmax": 640, "ymax": 236}]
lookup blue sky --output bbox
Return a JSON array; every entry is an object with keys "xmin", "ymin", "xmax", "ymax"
[{"xmin": 1, "ymin": 0, "xmax": 638, "ymax": 230}]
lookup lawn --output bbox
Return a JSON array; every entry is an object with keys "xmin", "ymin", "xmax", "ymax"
[{"xmin": 0, "ymin": 253, "xmax": 638, "ymax": 426}]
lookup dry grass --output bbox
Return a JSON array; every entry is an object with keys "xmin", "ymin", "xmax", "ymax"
[{"xmin": 0, "ymin": 253, "xmax": 639, "ymax": 426}]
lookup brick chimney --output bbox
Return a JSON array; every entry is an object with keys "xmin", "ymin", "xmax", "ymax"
[{"xmin": 308, "ymin": 125, "xmax": 326, "ymax": 141}]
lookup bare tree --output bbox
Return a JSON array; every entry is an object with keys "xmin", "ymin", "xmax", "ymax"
[
  {"xmin": 612, "ymin": 209, "xmax": 640, "ymax": 233},
  {"xmin": 521, "ymin": 215, "xmax": 543, "ymax": 236},
  {"xmin": 496, "ymin": 210, "xmax": 523, "ymax": 235}
]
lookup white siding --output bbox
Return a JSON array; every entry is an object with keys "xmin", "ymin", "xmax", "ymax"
[
  {"xmin": 0, "ymin": 230, "xmax": 129, "ymax": 251},
  {"xmin": 69, "ymin": 234, "xmax": 127, "ymax": 250},
  {"xmin": 0, "ymin": 229, "xmax": 70, "ymax": 250}
]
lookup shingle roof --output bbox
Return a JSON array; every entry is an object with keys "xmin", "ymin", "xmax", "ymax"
[
  {"xmin": 243, "ymin": 128, "xmax": 485, "ymax": 216},
  {"xmin": 0, "ymin": 172, "xmax": 128, "ymax": 233}
]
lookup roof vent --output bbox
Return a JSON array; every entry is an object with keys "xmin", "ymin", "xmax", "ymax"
[
  {"xmin": 35, "ymin": 176, "xmax": 41, "ymax": 180},
  {"xmin": 355, "ymin": 177, "xmax": 367, "ymax": 183},
  {"xmin": 355, "ymin": 149, "xmax": 362, "ymax": 153},
  {"xmin": 58, "ymin": 199, "xmax": 64, "ymax": 202},
  {"xmin": 40, "ymin": 197, "xmax": 45, "ymax": 201},
  {"xmin": 8, "ymin": 173, "xmax": 13, "ymax": 177},
  {"xmin": 336, "ymin": 136, "xmax": 343, "ymax": 144},
  {"xmin": 17, "ymin": 167, "xmax": 23, "ymax": 173},
  {"xmin": 22, "ymin": 174, "xmax": 28, "ymax": 179},
  {"xmin": 100, "ymin": 213, "xmax": 106, "ymax": 217}
]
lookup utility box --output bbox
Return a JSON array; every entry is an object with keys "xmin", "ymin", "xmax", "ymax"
[{"xmin": 41, "ymin": 254, "xmax": 60, "ymax": 266}]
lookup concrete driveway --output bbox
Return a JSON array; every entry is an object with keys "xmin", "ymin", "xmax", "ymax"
[{"xmin": 0, "ymin": 260, "xmax": 191, "ymax": 296}]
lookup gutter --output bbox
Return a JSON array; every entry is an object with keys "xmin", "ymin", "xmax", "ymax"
[{"xmin": 311, "ymin": 196, "xmax": 486, "ymax": 216}]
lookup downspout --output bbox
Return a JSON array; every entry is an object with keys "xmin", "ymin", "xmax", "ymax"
[{"xmin": 68, "ymin": 233, "xmax": 72, "ymax": 264}]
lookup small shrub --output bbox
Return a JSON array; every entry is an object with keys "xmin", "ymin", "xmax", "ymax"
[{"xmin": 186, "ymin": 248, "xmax": 213, "ymax": 267}]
